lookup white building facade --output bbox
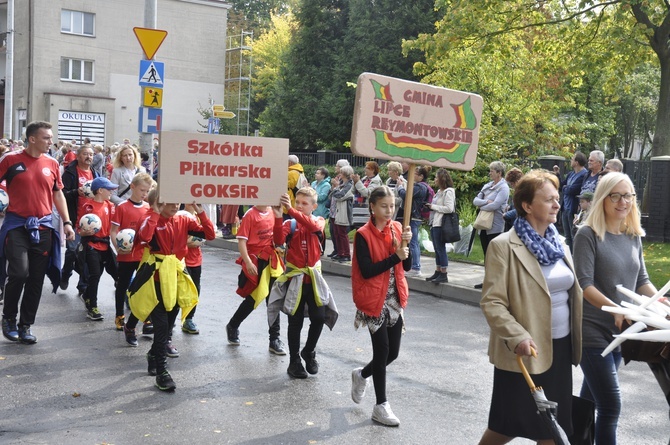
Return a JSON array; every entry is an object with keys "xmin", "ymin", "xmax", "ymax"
[{"xmin": 0, "ymin": 0, "xmax": 230, "ymax": 144}]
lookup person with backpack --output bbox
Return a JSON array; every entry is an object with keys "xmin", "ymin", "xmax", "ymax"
[
  {"xmin": 398, "ymin": 166, "xmax": 432, "ymax": 277},
  {"xmin": 268, "ymin": 189, "xmax": 338, "ymax": 379},
  {"xmin": 286, "ymin": 155, "xmax": 307, "ymax": 216}
]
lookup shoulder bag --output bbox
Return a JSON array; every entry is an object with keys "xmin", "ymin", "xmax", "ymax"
[
  {"xmin": 440, "ymin": 212, "xmax": 461, "ymax": 243},
  {"xmin": 473, "ymin": 209, "xmax": 494, "ymax": 231}
]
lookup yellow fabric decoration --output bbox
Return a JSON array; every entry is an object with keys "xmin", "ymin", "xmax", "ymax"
[
  {"xmin": 128, "ymin": 248, "xmax": 199, "ymax": 321},
  {"xmin": 250, "ymin": 250, "xmax": 284, "ymax": 309}
]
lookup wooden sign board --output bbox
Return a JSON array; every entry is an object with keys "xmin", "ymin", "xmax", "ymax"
[
  {"xmin": 158, "ymin": 131, "xmax": 289, "ymax": 205},
  {"xmin": 351, "ymin": 73, "xmax": 483, "ymax": 171}
]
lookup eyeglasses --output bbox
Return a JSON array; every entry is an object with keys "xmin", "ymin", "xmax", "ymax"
[{"xmin": 608, "ymin": 193, "xmax": 636, "ymax": 203}]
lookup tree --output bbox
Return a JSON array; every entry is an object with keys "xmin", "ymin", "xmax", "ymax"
[{"xmin": 406, "ymin": 1, "xmax": 669, "ymax": 157}]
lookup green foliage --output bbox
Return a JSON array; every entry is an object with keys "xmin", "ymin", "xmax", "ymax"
[
  {"xmin": 457, "ymin": 201, "xmax": 478, "ymax": 227},
  {"xmin": 642, "ymin": 241, "xmax": 670, "ymax": 290}
]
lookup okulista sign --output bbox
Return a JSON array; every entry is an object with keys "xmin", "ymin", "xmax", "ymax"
[{"xmin": 58, "ymin": 111, "xmax": 105, "ymax": 123}]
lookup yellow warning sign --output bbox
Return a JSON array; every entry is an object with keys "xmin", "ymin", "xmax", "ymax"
[
  {"xmin": 133, "ymin": 27, "xmax": 168, "ymax": 60},
  {"xmin": 143, "ymin": 87, "xmax": 163, "ymax": 108}
]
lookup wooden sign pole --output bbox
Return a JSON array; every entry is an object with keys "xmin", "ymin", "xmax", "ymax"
[{"xmin": 401, "ymin": 164, "xmax": 416, "ymax": 248}]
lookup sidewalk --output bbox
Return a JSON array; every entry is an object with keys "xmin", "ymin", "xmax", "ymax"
[{"xmin": 208, "ymin": 234, "xmax": 484, "ymax": 306}]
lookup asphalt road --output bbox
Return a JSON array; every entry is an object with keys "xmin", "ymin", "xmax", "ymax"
[{"xmin": 0, "ymin": 246, "xmax": 667, "ymax": 444}]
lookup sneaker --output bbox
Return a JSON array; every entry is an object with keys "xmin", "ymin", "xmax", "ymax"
[
  {"xmin": 269, "ymin": 338, "xmax": 287, "ymax": 355},
  {"xmin": 124, "ymin": 326, "xmax": 138, "ymax": 347},
  {"xmin": 474, "ymin": 283, "xmax": 483, "ymax": 289},
  {"xmin": 351, "ymin": 367, "xmax": 369, "ymax": 404},
  {"xmin": 166, "ymin": 340, "xmax": 180, "ymax": 358},
  {"xmin": 18, "ymin": 326, "xmax": 37, "ymax": 344},
  {"xmin": 155, "ymin": 371, "xmax": 177, "ymax": 391},
  {"xmin": 287, "ymin": 359, "xmax": 308, "ymax": 379},
  {"xmin": 59, "ymin": 279, "xmax": 69, "ymax": 290},
  {"xmin": 2, "ymin": 317, "xmax": 19, "ymax": 342},
  {"xmin": 405, "ymin": 269, "xmax": 421, "ymax": 278},
  {"xmin": 226, "ymin": 323, "xmax": 240, "ymax": 345},
  {"xmin": 142, "ymin": 321, "xmax": 154, "ymax": 335},
  {"xmin": 337, "ymin": 256, "xmax": 352, "ymax": 263},
  {"xmin": 372, "ymin": 401, "xmax": 400, "ymax": 426},
  {"xmin": 146, "ymin": 353, "xmax": 157, "ymax": 376},
  {"xmin": 87, "ymin": 307, "xmax": 104, "ymax": 321},
  {"xmin": 114, "ymin": 315, "xmax": 125, "ymax": 331},
  {"xmin": 181, "ymin": 319, "xmax": 199, "ymax": 335},
  {"xmin": 301, "ymin": 349, "xmax": 319, "ymax": 375}
]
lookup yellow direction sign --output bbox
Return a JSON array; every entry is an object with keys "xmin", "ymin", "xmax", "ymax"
[
  {"xmin": 214, "ymin": 111, "xmax": 236, "ymax": 119},
  {"xmin": 212, "ymin": 104, "xmax": 225, "ymax": 112},
  {"xmin": 133, "ymin": 27, "xmax": 168, "ymax": 60},
  {"xmin": 143, "ymin": 87, "xmax": 163, "ymax": 108}
]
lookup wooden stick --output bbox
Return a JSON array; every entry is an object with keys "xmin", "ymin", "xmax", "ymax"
[
  {"xmin": 516, "ymin": 347, "xmax": 539, "ymax": 391},
  {"xmin": 401, "ymin": 164, "xmax": 416, "ymax": 248}
]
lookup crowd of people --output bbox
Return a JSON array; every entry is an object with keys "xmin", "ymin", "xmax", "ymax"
[{"xmin": 0, "ymin": 125, "xmax": 667, "ymax": 435}]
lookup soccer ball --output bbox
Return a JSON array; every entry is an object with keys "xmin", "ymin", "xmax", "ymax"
[
  {"xmin": 0, "ymin": 188, "xmax": 9, "ymax": 212},
  {"xmin": 187, "ymin": 235, "xmax": 205, "ymax": 247},
  {"xmin": 79, "ymin": 213, "xmax": 102, "ymax": 234},
  {"xmin": 81, "ymin": 181, "xmax": 95, "ymax": 199},
  {"xmin": 115, "ymin": 228, "xmax": 135, "ymax": 252}
]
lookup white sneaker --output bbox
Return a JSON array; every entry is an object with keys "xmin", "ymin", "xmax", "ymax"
[
  {"xmin": 351, "ymin": 367, "xmax": 369, "ymax": 404},
  {"xmin": 405, "ymin": 269, "xmax": 421, "ymax": 278},
  {"xmin": 372, "ymin": 401, "xmax": 400, "ymax": 426}
]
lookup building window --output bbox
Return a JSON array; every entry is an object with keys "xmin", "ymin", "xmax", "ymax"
[
  {"xmin": 61, "ymin": 58, "xmax": 94, "ymax": 83},
  {"xmin": 61, "ymin": 10, "xmax": 95, "ymax": 37}
]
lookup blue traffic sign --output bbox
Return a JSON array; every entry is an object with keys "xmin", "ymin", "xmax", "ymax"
[
  {"xmin": 138, "ymin": 107, "xmax": 162, "ymax": 133},
  {"xmin": 139, "ymin": 60, "xmax": 164, "ymax": 87}
]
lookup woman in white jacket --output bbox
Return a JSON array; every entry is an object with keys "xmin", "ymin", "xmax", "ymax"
[{"xmin": 425, "ymin": 168, "xmax": 456, "ymax": 283}]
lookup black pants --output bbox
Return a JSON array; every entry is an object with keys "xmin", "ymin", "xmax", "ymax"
[
  {"xmin": 117, "ymin": 261, "xmax": 139, "ymax": 319},
  {"xmin": 61, "ymin": 233, "xmax": 87, "ymax": 292},
  {"xmin": 479, "ymin": 230, "xmax": 501, "ymax": 256},
  {"xmin": 149, "ymin": 282, "xmax": 180, "ymax": 374},
  {"xmin": 3, "ymin": 227, "xmax": 52, "ymax": 327},
  {"xmin": 287, "ymin": 283, "xmax": 325, "ymax": 360},
  {"xmin": 361, "ymin": 315, "xmax": 403, "ymax": 405},
  {"xmin": 81, "ymin": 245, "xmax": 117, "ymax": 309},
  {"xmin": 185, "ymin": 265, "xmax": 201, "ymax": 320},
  {"xmin": 229, "ymin": 277, "xmax": 280, "ymax": 341}
]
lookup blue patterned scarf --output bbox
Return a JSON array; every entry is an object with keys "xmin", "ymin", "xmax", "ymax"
[{"xmin": 513, "ymin": 217, "xmax": 565, "ymax": 266}]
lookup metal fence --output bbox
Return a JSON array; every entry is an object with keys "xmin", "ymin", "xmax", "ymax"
[{"xmin": 290, "ymin": 152, "xmax": 387, "ymax": 169}]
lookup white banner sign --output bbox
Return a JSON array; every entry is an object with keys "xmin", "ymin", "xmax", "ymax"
[{"xmin": 158, "ymin": 131, "xmax": 289, "ymax": 205}]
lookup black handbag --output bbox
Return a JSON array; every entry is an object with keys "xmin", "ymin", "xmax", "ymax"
[{"xmin": 440, "ymin": 212, "xmax": 461, "ymax": 243}]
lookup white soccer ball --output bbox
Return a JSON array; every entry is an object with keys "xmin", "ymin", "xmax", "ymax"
[
  {"xmin": 81, "ymin": 180, "xmax": 95, "ymax": 199},
  {"xmin": 79, "ymin": 213, "xmax": 102, "ymax": 234},
  {"xmin": 187, "ymin": 235, "xmax": 205, "ymax": 247},
  {"xmin": 115, "ymin": 228, "xmax": 135, "ymax": 252},
  {"xmin": 0, "ymin": 188, "xmax": 8, "ymax": 212}
]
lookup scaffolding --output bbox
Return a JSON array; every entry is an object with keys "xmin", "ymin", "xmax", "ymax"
[{"xmin": 224, "ymin": 30, "xmax": 252, "ymax": 136}]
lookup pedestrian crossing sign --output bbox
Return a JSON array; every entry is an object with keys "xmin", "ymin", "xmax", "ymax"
[
  {"xmin": 143, "ymin": 87, "xmax": 163, "ymax": 108},
  {"xmin": 139, "ymin": 60, "xmax": 164, "ymax": 87}
]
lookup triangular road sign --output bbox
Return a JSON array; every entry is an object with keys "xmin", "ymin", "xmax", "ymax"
[{"xmin": 133, "ymin": 27, "xmax": 168, "ymax": 60}]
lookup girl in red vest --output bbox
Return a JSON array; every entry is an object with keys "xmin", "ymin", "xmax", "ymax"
[{"xmin": 350, "ymin": 186, "xmax": 412, "ymax": 427}]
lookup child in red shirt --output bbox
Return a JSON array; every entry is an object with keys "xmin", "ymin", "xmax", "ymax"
[
  {"xmin": 226, "ymin": 204, "xmax": 285, "ymax": 355},
  {"xmin": 177, "ymin": 203, "xmax": 215, "ymax": 335},
  {"xmin": 268, "ymin": 189, "xmax": 338, "ymax": 379},
  {"xmin": 78, "ymin": 177, "xmax": 119, "ymax": 321},
  {"xmin": 110, "ymin": 173, "xmax": 154, "ymax": 341},
  {"xmin": 130, "ymin": 189, "xmax": 215, "ymax": 391}
]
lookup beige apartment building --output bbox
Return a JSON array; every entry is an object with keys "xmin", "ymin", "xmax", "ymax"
[{"xmin": 0, "ymin": 0, "xmax": 229, "ymax": 144}]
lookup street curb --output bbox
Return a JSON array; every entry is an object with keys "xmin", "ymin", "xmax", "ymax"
[{"xmin": 207, "ymin": 237, "xmax": 482, "ymax": 307}]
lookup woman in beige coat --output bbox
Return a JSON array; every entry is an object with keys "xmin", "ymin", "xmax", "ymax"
[{"xmin": 478, "ymin": 170, "xmax": 583, "ymax": 445}]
